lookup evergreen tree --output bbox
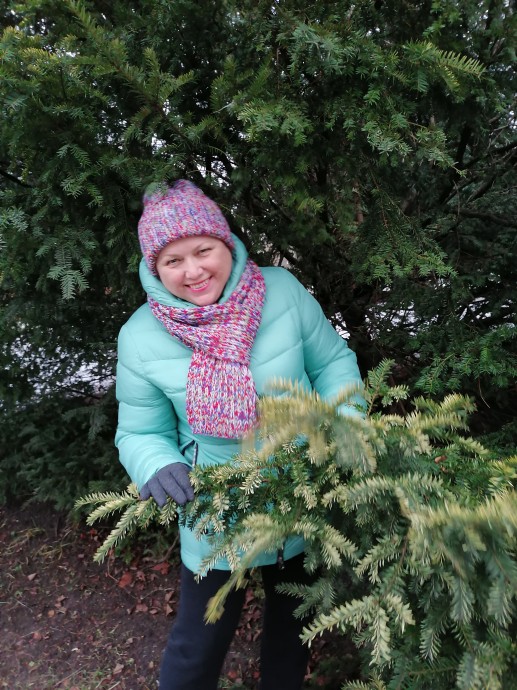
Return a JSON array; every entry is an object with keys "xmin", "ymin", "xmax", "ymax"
[{"xmin": 0, "ymin": 0, "xmax": 515, "ymax": 504}]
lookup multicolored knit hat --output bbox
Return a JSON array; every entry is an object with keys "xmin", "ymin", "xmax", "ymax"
[{"xmin": 138, "ymin": 180, "xmax": 235, "ymax": 275}]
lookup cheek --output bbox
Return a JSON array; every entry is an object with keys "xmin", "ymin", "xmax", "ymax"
[
  {"xmin": 218, "ymin": 254, "xmax": 233, "ymax": 282},
  {"xmin": 158, "ymin": 269, "xmax": 181, "ymax": 293}
]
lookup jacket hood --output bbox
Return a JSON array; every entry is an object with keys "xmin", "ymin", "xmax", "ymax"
[{"xmin": 138, "ymin": 232, "xmax": 249, "ymax": 307}]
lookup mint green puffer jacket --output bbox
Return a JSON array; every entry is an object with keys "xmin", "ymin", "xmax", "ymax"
[{"xmin": 115, "ymin": 236, "xmax": 363, "ymax": 573}]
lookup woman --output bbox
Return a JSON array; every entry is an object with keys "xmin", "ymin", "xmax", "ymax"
[{"xmin": 115, "ymin": 180, "xmax": 363, "ymax": 690}]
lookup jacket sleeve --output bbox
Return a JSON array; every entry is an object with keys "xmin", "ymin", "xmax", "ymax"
[
  {"xmin": 283, "ymin": 269, "xmax": 365, "ymax": 416},
  {"xmin": 115, "ymin": 324, "xmax": 188, "ymax": 489}
]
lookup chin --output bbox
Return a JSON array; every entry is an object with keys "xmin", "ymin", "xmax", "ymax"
[{"xmin": 188, "ymin": 293, "xmax": 216, "ymax": 306}]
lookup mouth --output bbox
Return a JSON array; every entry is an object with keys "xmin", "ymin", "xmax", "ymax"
[{"xmin": 187, "ymin": 278, "xmax": 210, "ymax": 292}]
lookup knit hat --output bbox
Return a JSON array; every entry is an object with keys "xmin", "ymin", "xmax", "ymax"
[{"xmin": 138, "ymin": 180, "xmax": 235, "ymax": 275}]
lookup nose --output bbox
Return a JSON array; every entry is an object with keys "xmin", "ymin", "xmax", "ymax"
[{"xmin": 183, "ymin": 256, "xmax": 203, "ymax": 279}]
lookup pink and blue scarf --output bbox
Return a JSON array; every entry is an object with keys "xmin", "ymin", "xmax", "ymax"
[{"xmin": 148, "ymin": 259, "xmax": 265, "ymax": 439}]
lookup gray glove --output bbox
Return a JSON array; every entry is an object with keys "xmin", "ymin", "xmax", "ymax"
[{"xmin": 140, "ymin": 463, "xmax": 194, "ymax": 507}]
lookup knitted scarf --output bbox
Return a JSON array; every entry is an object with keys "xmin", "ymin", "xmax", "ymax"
[{"xmin": 148, "ymin": 259, "xmax": 266, "ymax": 439}]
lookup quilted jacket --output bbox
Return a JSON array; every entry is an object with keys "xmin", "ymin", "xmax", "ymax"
[{"xmin": 115, "ymin": 235, "xmax": 363, "ymax": 572}]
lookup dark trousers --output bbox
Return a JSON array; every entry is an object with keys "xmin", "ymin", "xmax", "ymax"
[{"xmin": 158, "ymin": 553, "xmax": 313, "ymax": 690}]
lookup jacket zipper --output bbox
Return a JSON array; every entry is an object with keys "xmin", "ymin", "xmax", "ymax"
[
  {"xmin": 192, "ymin": 442, "xmax": 198, "ymax": 468},
  {"xmin": 182, "ymin": 439, "xmax": 198, "ymax": 468}
]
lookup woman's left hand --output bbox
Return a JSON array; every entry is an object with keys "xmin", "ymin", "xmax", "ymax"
[{"xmin": 140, "ymin": 463, "xmax": 194, "ymax": 507}]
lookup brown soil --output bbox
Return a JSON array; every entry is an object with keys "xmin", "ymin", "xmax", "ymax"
[{"xmin": 0, "ymin": 504, "xmax": 359, "ymax": 690}]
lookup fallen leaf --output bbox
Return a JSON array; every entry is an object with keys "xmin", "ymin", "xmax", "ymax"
[
  {"xmin": 117, "ymin": 571, "xmax": 133, "ymax": 588},
  {"xmin": 152, "ymin": 562, "xmax": 170, "ymax": 575}
]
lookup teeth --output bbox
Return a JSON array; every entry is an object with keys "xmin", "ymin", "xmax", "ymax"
[{"xmin": 189, "ymin": 279, "xmax": 209, "ymax": 291}]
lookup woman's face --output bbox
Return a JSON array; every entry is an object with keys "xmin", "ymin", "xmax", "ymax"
[{"xmin": 156, "ymin": 235, "xmax": 233, "ymax": 306}]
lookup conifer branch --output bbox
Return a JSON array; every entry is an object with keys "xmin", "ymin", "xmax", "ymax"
[{"xmin": 77, "ymin": 363, "xmax": 517, "ymax": 685}]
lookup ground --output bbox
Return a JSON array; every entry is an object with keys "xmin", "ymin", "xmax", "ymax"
[{"xmin": 0, "ymin": 504, "xmax": 360, "ymax": 690}]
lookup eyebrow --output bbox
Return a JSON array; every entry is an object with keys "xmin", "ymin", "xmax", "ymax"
[{"xmin": 159, "ymin": 240, "xmax": 213, "ymax": 259}]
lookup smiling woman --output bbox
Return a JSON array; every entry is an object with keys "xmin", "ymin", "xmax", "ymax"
[
  {"xmin": 114, "ymin": 179, "xmax": 364, "ymax": 690},
  {"xmin": 155, "ymin": 236, "xmax": 233, "ymax": 306}
]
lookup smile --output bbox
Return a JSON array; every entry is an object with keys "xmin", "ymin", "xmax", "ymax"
[{"xmin": 188, "ymin": 279, "xmax": 210, "ymax": 292}]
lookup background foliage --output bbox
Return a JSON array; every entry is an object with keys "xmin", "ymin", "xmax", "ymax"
[{"xmin": 0, "ymin": 0, "xmax": 516, "ymax": 506}]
